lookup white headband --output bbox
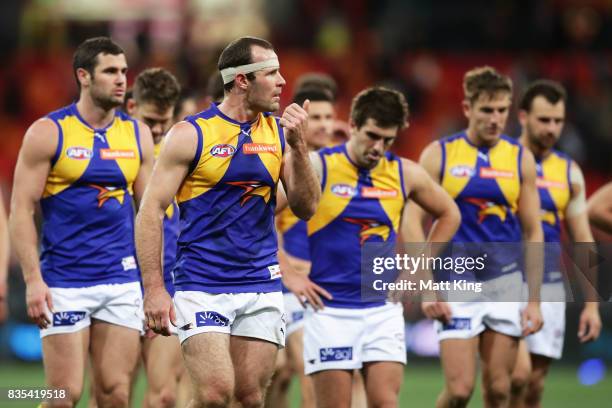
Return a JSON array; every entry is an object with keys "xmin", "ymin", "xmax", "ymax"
[{"xmin": 220, "ymin": 58, "xmax": 280, "ymax": 85}]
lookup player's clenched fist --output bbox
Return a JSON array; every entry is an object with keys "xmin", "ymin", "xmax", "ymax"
[{"xmin": 280, "ymin": 100, "xmax": 310, "ymax": 148}]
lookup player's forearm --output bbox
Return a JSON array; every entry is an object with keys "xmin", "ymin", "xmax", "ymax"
[
  {"xmin": 524, "ymin": 224, "xmax": 544, "ymax": 302},
  {"xmin": 286, "ymin": 145, "xmax": 320, "ymax": 220},
  {"xmin": 135, "ymin": 205, "xmax": 165, "ymax": 291},
  {"xmin": 8, "ymin": 208, "xmax": 42, "ymax": 284},
  {"xmin": 0, "ymin": 214, "xmax": 9, "ymax": 285},
  {"xmin": 427, "ymin": 206, "xmax": 460, "ymax": 244},
  {"xmin": 588, "ymin": 208, "xmax": 612, "ymax": 234}
]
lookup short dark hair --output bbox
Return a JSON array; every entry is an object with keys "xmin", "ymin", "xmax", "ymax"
[
  {"xmin": 218, "ymin": 36, "xmax": 274, "ymax": 92},
  {"xmin": 463, "ymin": 66, "xmax": 513, "ymax": 104},
  {"xmin": 206, "ymin": 71, "xmax": 225, "ymax": 103},
  {"xmin": 519, "ymin": 80, "xmax": 567, "ymax": 112},
  {"xmin": 350, "ymin": 87, "xmax": 409, "ymax": 129},
  {"xmin": 292, "ymin": 87, "xmax": 334, "ymax": 106},
  {"xmin": 132, "ymin": 68, "xmax": 181, "ymax": 111},
  {"xmin": 294, "ymin": 73, "xmax": 338, "ymax": 101},
  {"xmin": 73, "ymin": 37, "xmax": 124, "ymax": 89}
]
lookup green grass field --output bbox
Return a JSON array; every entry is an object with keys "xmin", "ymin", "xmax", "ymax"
[{"xmin": 0, "ymin": 361, "xmax": 609, "ymax": 407}]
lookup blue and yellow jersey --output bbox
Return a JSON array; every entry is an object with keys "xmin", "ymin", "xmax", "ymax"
[
  {"xmin": 535, "ymin": 149, "xmax": 572, "ymax": 284},
  {"xmin": 276, "ymin": 207, "xmax": 309, "ymax": 261},
  {"xmin": 173, "ymin": 104, "xmax": 285, "ymax": 293},
  {"xmin": 439, "ymin": 132, "xmax": 523, "ymax": 280},
  {"xmin": 41, "ymin": 103, "xmax": 142, "ymax": 287},
  {"xmin": 308, "ymin": 144, "xmax": 407, "ymax": 308},
  {"xmin": 153, "ymin": 142, "xmax": 180, "ymax": 296}
]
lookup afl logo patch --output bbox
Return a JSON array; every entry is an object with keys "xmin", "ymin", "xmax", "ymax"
[
  {"xmin": 66, "ymin": 147, "xmax": 93, "ymax": 160},
  {"xmin": 450, "ymin": 165, "xmax": 475, "ymax": 178},
  {"xmin": 331, "ymin": 184, "xmax": 358, "ymax": 198},
  {"xmin": 210, "ymin": 144, "xmax": 236, "ymax": 157}
]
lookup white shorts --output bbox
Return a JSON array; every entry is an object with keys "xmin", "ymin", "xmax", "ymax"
[
  {"xmin": 284, "ymin": 293, "xmax": 306, "ymax": 337},
  {"xmin": 303, "ymin": 303, "xmax": 406, "ymax": 375},
  {"xmin": 40, "ymin": 282, "xmax": 144, "ymax": 338},
  {"xmin": 173, "ymin": 291, "xmax": 286, "ymax": 347},
  {"xmin": 436, "ymin": 272, "xmax": 523, "ymax": 340},
  {"xmin": 524, "ymin": 283, "xmax": 566, "ymax": 359}
]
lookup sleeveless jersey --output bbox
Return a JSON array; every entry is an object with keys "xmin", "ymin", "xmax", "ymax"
[
  {"xmin": 153, "ymin": 142, "xmax": 180, "ymax": 296},
  {"xmin": 439, "ymin": 132, "xmax": 523, "ymax": 281},
  {"xmin": 41, "ymin": 103, "xmax": 142, "ymax": 287},
  {"xmin": 308, "ymin": 144, "xmax": 407, "ymax": 308},
  {"xmin": 535, "ymin": 149, "xmax": 572, "ymax": 284},
  {"xmin": 173, "ymin": 104, "xmax": 285, "ymax": 293}
]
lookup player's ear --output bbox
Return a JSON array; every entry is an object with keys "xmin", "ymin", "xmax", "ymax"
[
  {"xmin": 76, "ymin": 67, "xmax": 91, "ymax": 88},
  {"xmin": 461, "ymin": 99, "xmax": 471, "ymax": 119},
  {"xmin": 518, "ymin": 110, "xmax": 528, "ymax": 127},
  {"xmin": 234, "ymin": 73, "xmax": 250, "ymax": 91},
  {"xmin": 125, "ymin": 98, "xmax": 137, "ymax": 116}
]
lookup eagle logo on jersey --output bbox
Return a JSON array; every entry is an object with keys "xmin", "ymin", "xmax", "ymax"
[
  {"xmin": 343, "ymin": 217, "xmax": 391, "ymax": 245},
  {"xmin": 226, "ymin": 180, "xmax": 272, "ymax": 206},
  {"xmin": 465, "ymin": 197, "xmax": 507, "ymax": 223},
  {"xmin": 89, "ymin": 184, "xmax": 126, "ymax": 208}
]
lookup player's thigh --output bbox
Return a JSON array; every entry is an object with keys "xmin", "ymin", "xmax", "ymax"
[
  {"xmin": 439, "ymin": 337, "xmax": 479, "ymax": 388},
  {"xmin": 182, "ymin": 332, "xmax": 234, "ymax": 395},
  {"xmin": 90, "ymin": 320, "xmax": 141, "ymax": 390},
  {"xmin": 42, "ymin": 329, "xmax": 90, "ymax": 401},
  {"xmin": 512, "ymin": 339, "xmax": 532, "ymax": 384},
  {"xmin": 362, "ymin": 361, "xmax": 403, "ymax": 404},
  {"xmin": 480, "ymin": 329, "xmax": 519, "ymax": 385},
  {"xmin": 230, "ymin": 335, "xmax": 279, "ymax": 397},
  {"xmin": 311, "ymin": 369, "xmax": 353, "ymax": 408},
  {"xmin": 142, "ymin": 334, "xmax": 184, "ymax": 390},
  {"xmin": 286, "ymin": 328, "xmax": 305, "ymax": 373}
]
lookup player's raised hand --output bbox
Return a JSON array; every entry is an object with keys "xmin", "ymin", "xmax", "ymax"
[
  {"xmin": 578, "ymin": 303, "xmax": 601, "ymax": 343},
  {"xmin": 280, "ymin": 100, "xmax": 310, "ymax": 149},
  {"xmin": 144, "ymin": 285, "xmax": 176, "ymax": 336},
  {"xmin": 521, "ymin": 301, "xmax": 543, "ymax": 336},
  {"xmin": 26, "ymin": 278, "xmax": 53, "ymax": 329}
]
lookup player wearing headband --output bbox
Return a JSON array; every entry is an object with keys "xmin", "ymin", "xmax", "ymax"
[{"xmin": 136, "ymin": 36, "xmax": 320, "ymax": 407}]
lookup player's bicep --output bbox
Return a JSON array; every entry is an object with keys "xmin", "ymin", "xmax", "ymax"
[
  {"xmin": 517, "ymin": 149, "xmax": 542, "ymax": 240},
  {"xmin": 407, "ymin": 161, "xmax": 456, "ymax": 220},
  {"xmin": 565, "ymin": 162, "xmax": 593, "ymax": 242},
  {"xmin": 141, "ymin": 122, "xmax": 197, "ymax": 212},
  {"xmin": 11, "ymin": 119, "xmax": 58, "ymax": 210}
]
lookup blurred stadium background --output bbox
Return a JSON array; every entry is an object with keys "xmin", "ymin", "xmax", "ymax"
[{"xmin": 0, "ymin": 0, "xmax": 611, "ymax": 406}]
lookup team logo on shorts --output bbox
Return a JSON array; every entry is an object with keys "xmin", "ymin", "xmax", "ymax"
[
  {"xmin": 195, "ymin": 311, "xmax": 230, "ymax": 327},
  {"xmin": 320, "ymin": 346, "xmax": 353, "ymax": 362},
  {"xmin": 66, "ymin": 147, "xmax": 93, "ymax": 160},
  {"xmin": 210, "ymin": 144, "xmax": 236, "ymax": 157},
  {"xmin": 291, "ymin": 311, "xmax": 304, "ymax": 323},
  {"xmin": 441, "ymin": 317, "xmax": 471, "ymax": 331},
  {"xmin": 53, "ymin": 311, "xmax": 86, "ymax": 326},
  {"xmin": 450, "ymin": 165, "xmax": 475, "ymax": 178},
  {"xmin": 331, "ymin": 184, "xmax": 358, "ymax": 198}
]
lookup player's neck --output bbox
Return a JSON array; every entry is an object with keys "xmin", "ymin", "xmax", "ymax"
[
  {"xmin": 519, "ymin": 132, "xmax": 549, "ymax": 160},
  {"xmin": 465, "ymin": 129, "xmax": 497, "ymax": 147},
  {"xmin": 76, "ymin": 95, "xmax": 116, "ymax": 129},
  {"xmin": 217, "ymin": 95, "xmax": 259, "ymax": 123}
]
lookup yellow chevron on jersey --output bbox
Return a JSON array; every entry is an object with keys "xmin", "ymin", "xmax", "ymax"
[
  {"xmin": 277, "ymin": 205, "xmax": 301, "ymax": 234},
  {"xmin": 442, "ymin": 133, "xmax": 521, "ymax": 215},
  {"xmin": 44, "ymin": 107, "xmax": 141, "ymax": 198},
  {"xmin": 537, "ymin": 151, "xmax": 570, "ymax": 226},
  {"xmin": 176, "ymin": 112, "xmax": 282, "ymax": 204},
  {"xmin": 308, "ymin": 145, "xmax": 405, "ymax": 238}
]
